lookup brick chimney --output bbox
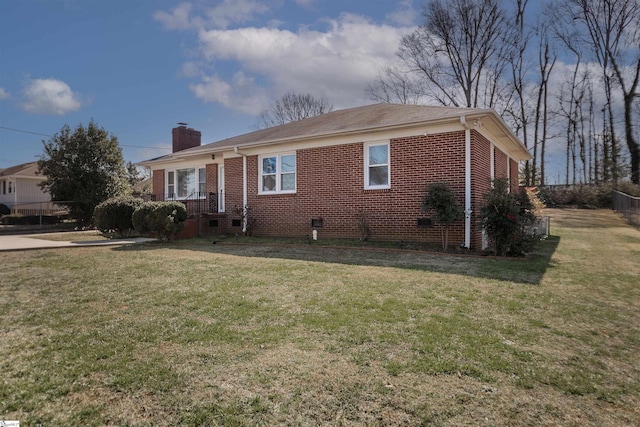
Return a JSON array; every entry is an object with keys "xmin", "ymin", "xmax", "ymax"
[{"xmin": 172, "ymin": 123, "xmax": 201, "ymax": 153}]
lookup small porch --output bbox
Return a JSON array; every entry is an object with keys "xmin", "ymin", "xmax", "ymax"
[
  {"xmin": 146, "ymin": 192, "xmax": 238, "ymax": 238},
  {"xmin": 147, "ymin": 191, "xmax": 223, "ymax": 217}
]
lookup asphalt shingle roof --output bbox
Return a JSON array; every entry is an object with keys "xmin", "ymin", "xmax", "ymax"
[
  {"xmin": 179, "ymin": 103, "xmax": 489, "ymax": 154},
  {"xmin": 0, "ymin": 161, "xmax": 40, "ymax": 177},
  {"xmin": 140, "ymin": 103, "xmax": 530, "ymax": 163}
]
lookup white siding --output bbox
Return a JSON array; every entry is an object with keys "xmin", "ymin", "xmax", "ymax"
[
  {"xmin": 16, "ymin": 178, "xmax": 50, "ymax": 203},
  {"xmin": 0, "ymin": 177, "xmax": 54, "ymax": 215}
]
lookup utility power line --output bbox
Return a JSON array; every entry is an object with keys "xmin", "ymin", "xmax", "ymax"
[{"xmin": 0, "ymin": 126, "xmax": 170, "ymax": 151}]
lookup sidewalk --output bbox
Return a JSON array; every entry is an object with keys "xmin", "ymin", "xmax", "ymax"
[{"xmin": 0, "ymin": 234, "xmax": 156, "ymax": 251}]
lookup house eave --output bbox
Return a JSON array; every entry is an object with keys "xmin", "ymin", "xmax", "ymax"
[
  {"xmin": 139, "ymin": 106, "xmax": 531, "ymax": 168},
  {"xmin": 139, "ymin": 113, "xmax": 497, "ymax": 167}
]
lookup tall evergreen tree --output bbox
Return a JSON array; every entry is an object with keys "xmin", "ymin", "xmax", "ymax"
[{"xmin": 38, "ymin": 120, "xmax": 128, "ymax": 224}]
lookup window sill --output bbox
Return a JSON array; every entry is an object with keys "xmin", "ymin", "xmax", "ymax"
[
  {"xmin": 257, "ymin": 191, "xmax": 297, "ymax": 196},
  {"xmin": 363, "ymin": 188, "xmax": 392, "ymax": 194}
]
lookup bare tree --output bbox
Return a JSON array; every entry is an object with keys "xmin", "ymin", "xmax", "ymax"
[
  {"xmin": 569, "ymin": 0, "xmax": 640, "ymax": 183},
  {"xmin": 506, "ymin": 0, "xmax": 534, "ymax": 185},
  {"xmin": 532, "ymin": 19, "xmax": 557, "ymax": 186},
  {"xmin": 256, "ymin": 93, "xmax": 333, "ymax": 129},
  {"xmin": 396, "ymin": 0, "xmax": 511, "ymax": 109},
  {"xmin": 366, "ymin": 66, "xmax": 425, "ymax": 105},
  {"xmin": 558, "ymin": 63, "xmax": 593, "ymax": 185}
]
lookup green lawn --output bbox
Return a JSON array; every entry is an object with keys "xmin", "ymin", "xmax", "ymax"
[{"xmin": 1, "ymin": 209, "xmax": 638, "ymax": 426}]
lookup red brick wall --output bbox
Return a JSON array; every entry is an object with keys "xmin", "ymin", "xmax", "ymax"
[
  {"xmin": 224, "ymin": 157, "xmax": 245, "ymax": 232},
  {"xmin": 468, "ymin": 134, "xmax": 522, "ymax": 249},
  {"xmin": 206, "ymin": 163, "xmax": 218, "ymax": 195},
  {"xmin": 471, "ymin": 131, "xmax": 492, "ymax": 249},
  {"xmin": 172, "ymin": 126, "xmax": 201, "ymax": 153},
  {"xmin": 226, "ymin": 131, "xmax": 472, "ymax": 246},
  {"xmin": 510, "ymin": 158, "xmax": 519, "ymax": 191},
  {"xmin": 495, "ymin": 147, "xmax": 508, "ymax": 180},
  {"xmin": 152, "ymin": 169, "xmax": 164, "ymax": 200}
]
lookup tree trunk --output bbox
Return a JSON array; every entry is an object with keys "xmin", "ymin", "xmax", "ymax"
[{"xmin": 625, "ymin": 92, "xmax": 640, "ymax": 184}]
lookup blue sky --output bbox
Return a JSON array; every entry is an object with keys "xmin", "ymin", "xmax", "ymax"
[{"xmin": 0, "ymin": 0, "xmax": 417, "ymax": 168}]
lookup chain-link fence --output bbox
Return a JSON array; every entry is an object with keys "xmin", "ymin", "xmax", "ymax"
[{"xmin": 612, "ymin": 190, "xmax": 640, "ymax": 226}]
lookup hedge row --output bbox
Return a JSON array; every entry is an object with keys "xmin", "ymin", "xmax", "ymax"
[
  {"xmin": 93, "ymin": 197, "xmax": 187, "ymax": 240},
  {"xmin": 0, "ymin": 214, "xmax": 61, "ymax": 225},
  {"xmin": 538, "ymin": 182, "xmax": 640, "ymax": 209}
]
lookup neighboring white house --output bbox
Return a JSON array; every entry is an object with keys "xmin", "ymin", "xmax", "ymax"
[{"xmin": 0, "ymin": 161, "xmax": 61, "ymax": 215}]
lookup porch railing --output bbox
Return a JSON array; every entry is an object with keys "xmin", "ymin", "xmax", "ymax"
[
  {"xmin": 149, "ymin": 192, "xmax": 219, "ymax": 217},
  {"xmin": 612, "ymin": 190, "xmax": 640, "ymax": 227}
]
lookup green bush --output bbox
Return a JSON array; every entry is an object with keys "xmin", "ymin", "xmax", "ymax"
[
  {"xmin": 132, "ymin": 202, "xmax": 157, "ymax": 236},
  {"xmin": 94, "ymin": 196, "xmax": 144, "ymax": 238},
  {"xmin": 132, "ymin": 201, "xmax": 187, "ymax": 241},
  {"xmin": 422, "ymin": 181, "xmax": 463, "ymax": 251},
  {"xmin": 481, "ymin": 179, "xmax": 538, "ymax": 257}
]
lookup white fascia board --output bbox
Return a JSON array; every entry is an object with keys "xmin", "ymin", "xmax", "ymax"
[
  {"xmin": 139, "ymin": 153, "xmax": 220, "ymax": 169},
  {"xmin": 11, "ymin": 176, "xmax": 46, "ymax": 181},
  {"xmin": 481, "ymin": 116, "xmax": 531, "ymax": 161}
]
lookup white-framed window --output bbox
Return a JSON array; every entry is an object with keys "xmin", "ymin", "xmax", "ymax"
[
  {"xmin": 166, "ymin": 167, "xmax": 206, "ymax": 198},
  {"xmin": 259, "ymin": 153, "xmax": 296, "ymax": 194},
  {"xmin": 364, "ymin": 141, "xmax": 390, "ymax": 189},
  {"xmin": 198, "ymin": 168, "xmax": 206, "ymax": 194},
  {"xmin": 167, "ymin": 171, "xmax": 175, "ymax": 197}
]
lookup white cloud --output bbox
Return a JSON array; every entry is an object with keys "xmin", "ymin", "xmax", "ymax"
[
  {"xmin": 204, "ymin": 0, "xmax": 269, "ymax": 29},
  {"xmin": 189, "ymin": 13, "xmax": 412, "ymax": 112},
  {"xmin": 154, "ymin": 0, "xmax": 270, "ymax": 31},
  {"xmin": 0, "ymin": 87, "xmax": 9, "ymax": 100},
  {"xmin": 190, "ymin": 71, "xmax": 268, "ymax": 115},
  {"xmin": 181, "ymin": 61, "xmax": 203, "ymax": 78},
  {"xmin": 153, "ymin": 2, "xmax": 194, "ymax": 30},
  {"xmin": 155, "ymin": 1, "xmax": 416, "ymax": 114},
  {"xmin": 20, "ymin": 78, "xmax": 82, "ymax": 115},
  {"xmin": 386, "ymin": 0, "xmax": 418, "ymax": 26}
]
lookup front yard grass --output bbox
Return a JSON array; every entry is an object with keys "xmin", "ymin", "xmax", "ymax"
[{"xmin": 1, "ymin": 208, "xmax": 638, "ymax": 426}]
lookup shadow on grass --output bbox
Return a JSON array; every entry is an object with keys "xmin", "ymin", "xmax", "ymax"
[{"xmin": 116, "ymin": 235, "xmax": 560, "ymax": 285}]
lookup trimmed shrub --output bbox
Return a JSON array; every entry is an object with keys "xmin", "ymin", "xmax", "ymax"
[
  {"xmin": 0, "ymin": 203, "xmax": 10, "ymax": 216},
  {"xmin": 149, "ymin": 201, "xmax": 188, "ymax": 241},
  {"xmin": 481, "ymin": 178, "xmax": 539, "ymax": 257},
  {"xmin": 132, "ymin": 202, "xmax": 157, "ymax": 236},
  {"xmin": 133, "ymin": 201, "xmax": 187, "ymax": 241},
  {"xmin": 94, "ymin": 196, "xmax": 144, "ymax": 238}
]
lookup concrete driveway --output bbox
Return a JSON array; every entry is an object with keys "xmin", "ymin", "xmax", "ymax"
[{"xmin": 0, "ymin": 234, "xmax": 156, "ymax": 251}]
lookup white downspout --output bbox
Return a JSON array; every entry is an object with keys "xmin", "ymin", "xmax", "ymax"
[
  {"xmin": 460, "ymin": 116, "xmax": 471, "ymax": 249},
  {"xmin": 234, "ymin": 146, "xmax": 248, "ymax": 233}
]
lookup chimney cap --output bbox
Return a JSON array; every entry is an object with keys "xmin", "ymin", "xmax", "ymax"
[{"xmin": 177, "ymin": 122, "xmax": 188, "ymax": 126}]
